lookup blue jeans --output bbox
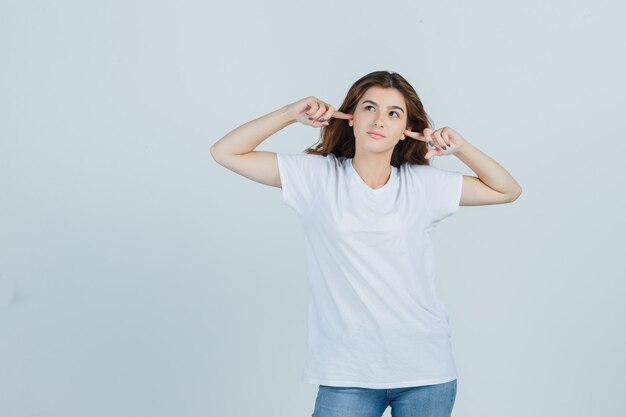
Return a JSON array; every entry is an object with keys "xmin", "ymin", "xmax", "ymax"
[{"xmin": 311, "ymin": 379, "xmax": 457, "ymax": 417}]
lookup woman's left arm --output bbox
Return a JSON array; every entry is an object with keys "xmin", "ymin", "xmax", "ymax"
[
  {"xmin": 453, "ymin": 140, "xmax": 523, "ymax": 206},
  {"xmin": 404, "ymin": 126, "xmax": 523, "ymax": 206}
]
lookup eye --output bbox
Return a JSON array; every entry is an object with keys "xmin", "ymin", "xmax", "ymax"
[{"xmin": 365, "ymin": 105, "xmax": 400, "ymax": 118}]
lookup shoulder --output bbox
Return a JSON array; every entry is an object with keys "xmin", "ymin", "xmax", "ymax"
[
  {"xmin": 401, "ymin": 161, "xmax": 442, "ymax": 179},
  {"xmin": 277, "ymin": 152, "xmax": 333, "ymax": 164},
  {"xmin": 276, "ymin": 152, "xmax": 337, "ymax": 180},
  {"xmin": 406, "ymin": 162, "xmax": 458, "ymax": 177},
  {"xmin": 278, "ymin": 152, "xmax": 340, "ymax": 169},
  {"xmin": 401, "ymin": 162, "xmax": 461, "ymax": 189},
  {"xmin": 403, "ymin": 162, "xmax": 447, "ymax": 173}
]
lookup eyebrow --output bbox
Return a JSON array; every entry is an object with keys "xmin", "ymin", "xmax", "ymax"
[{"xmin": 362, "ymin": 100, "xmax": 405, "ymax": 114}]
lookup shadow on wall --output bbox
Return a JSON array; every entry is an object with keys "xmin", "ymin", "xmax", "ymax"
[{"xmin": 0, "ymin": 277, "xmax": 27, "ymax": 310}]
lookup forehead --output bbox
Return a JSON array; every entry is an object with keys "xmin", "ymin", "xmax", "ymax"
[{"xmin": 360, "ymin": 86, "xmax": 405, "ymax": 106}]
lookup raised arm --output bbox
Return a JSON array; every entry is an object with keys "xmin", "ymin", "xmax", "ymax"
[
  {"xmin": 210, "ymin": 97, "xmax": 349, "ymax": 188},
  {"xmin": 454, "ymin": 141, "xmax": 523, "ymax": 205},
  {"xmin": 210, "ymin": 105, "xmax": 296, "ymax": 188},
  {"xmin": 404, "ymin": 126, "xmax": 523, "ymax": 206}
]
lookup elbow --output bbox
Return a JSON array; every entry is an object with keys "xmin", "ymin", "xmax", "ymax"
[
  {"xmin": 210, "ymin": 145, "xmax": 224, "ymax": 164},
  {"xmin": 507, "ymin": 187, "xmax": 523, "ymax": 202}
]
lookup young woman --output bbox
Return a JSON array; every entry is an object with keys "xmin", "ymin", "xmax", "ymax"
[{"xmin": 211, "ymin": 71, "xmax": 522, "ymax": 417}]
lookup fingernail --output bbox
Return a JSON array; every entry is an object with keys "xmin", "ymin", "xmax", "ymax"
[
  {"xmin": 429, "ymin": 141, "xmax": 434, "ymax": 147},
  {"xmin": 442, "ymin": 146, "xmax": 447, "ymax": 150}
]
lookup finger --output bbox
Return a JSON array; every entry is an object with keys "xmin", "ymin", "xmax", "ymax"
[
  {"xmin": 331, "ymin": 110, "xmax": 353, "ymax": 120},
  {"xmin": 317, "ymin": 105, "xmax": 337, "ymax": 124},
  {"xmin": 426, "ymin": 129, "xmax": 442, "ymax": 151},
  {"xmin": 441, "ymin": 128, "xmax": 451, "ymax": 147},
  {"xmin": 312, "ymin": 104, "xmax": 331, "ymax": 127},
  {"xmin": 433, "ymin": 129, "xmax": 447, "ymax": 151},
  {"xmin": 423, "ymin": 128, "xmax": 437, "ymax": 149},
  {"xmin": 311, "ymin": 115, "xmax": 326, "ymax": 127},
  {"xmin": 309, "ymin": 110, "xmax": 326, "ymax": 125},
  {"xmin": 304, "ymin": 97, "xmax": 320, "ymax": 117},
  {"xmin": 404, "ymin": 129, "xmax": 428, "ymax": 143},
  {"xmin": 307, "ymin": 104, "xmax": 326, "ymax": 124},
  {"xmin": 403, "ymin": 129, "xmax": 418, "ymax": 140},
  {"xmin": 425, "ymin": 148, "xmax": 440, "ymax": 159},
  {"xmin": 310, "ymin": 101, "xmax": 328, "ymax": 121}
]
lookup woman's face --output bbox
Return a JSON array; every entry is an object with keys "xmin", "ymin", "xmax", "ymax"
[{"xmin": 349, "ymin": 86, "xmax": 408, "ymax": 153}]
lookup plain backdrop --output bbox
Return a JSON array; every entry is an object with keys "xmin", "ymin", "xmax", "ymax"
[{"xmin": 1, "ymin": 1, "xmax": 624, "ymax": 416}]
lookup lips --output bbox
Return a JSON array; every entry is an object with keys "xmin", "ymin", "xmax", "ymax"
[{"xmin": 367, "ymin": 131, "xmax": 385, "ymax": 139}]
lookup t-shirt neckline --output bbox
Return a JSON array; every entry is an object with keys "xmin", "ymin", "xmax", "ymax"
[{"xmin": 348, "ymin": 158, "xmax": 397, "ymax": 193}]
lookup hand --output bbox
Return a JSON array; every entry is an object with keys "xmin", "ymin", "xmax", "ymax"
[
  {"xmin": 404, "ymin": 126, "xmax": 467, "ymax": 159},
  {"xmin": 287, "ymin": 96, "xmax": 352, "ymax": 128}
]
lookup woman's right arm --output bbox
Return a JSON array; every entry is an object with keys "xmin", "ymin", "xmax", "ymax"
[
  {"xmin": 210, "ymin": 97, "xmax": 348, "ymax": 188},
  {"xmin": 210, "ymin": 105, "xmax": 296, "ymax": 188}
]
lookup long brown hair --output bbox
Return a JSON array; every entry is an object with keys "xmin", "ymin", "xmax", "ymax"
[{"xmin": 304, "ymin": 70, "xmax": 434, "ymax": 167}]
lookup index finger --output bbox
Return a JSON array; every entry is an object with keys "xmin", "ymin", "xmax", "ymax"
[
  {"xmin": 404, "ymin": 128, "xmax": 430, "ymax": 143},
  {"xmin": 331, "ymin": 111, "xmax": 353, "ymax": 120}
]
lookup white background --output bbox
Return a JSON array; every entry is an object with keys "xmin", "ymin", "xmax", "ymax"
[{"xmin": 1, "ymin": 0, "xmax": 624, "ymax": 416}]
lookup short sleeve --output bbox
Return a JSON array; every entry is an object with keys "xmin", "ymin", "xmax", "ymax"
[
  {"xmin": 276, "ymin": 152, "xmax": 329, "ymax": 217},
  {"xmin": 419, "ymin": 165, "xmax": 463, "ymax": 227}
]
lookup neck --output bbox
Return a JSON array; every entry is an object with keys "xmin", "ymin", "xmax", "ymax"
[{"xmin": 351, "ymin": 154, "xmax": 393, "ymax": 188}]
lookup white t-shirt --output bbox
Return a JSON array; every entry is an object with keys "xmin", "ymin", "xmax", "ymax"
[{"xmin": 276, "ymin": 152, "xmax": 463, "ymax": 389}]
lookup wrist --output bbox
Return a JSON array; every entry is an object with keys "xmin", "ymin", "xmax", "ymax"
[
  {"xmin": 278, "ymin": 104, "xmax": 297, "ymax": 125},
  {"xmin": 453, "ymin": 140, "xmax": 473, "ymax": 157}
]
